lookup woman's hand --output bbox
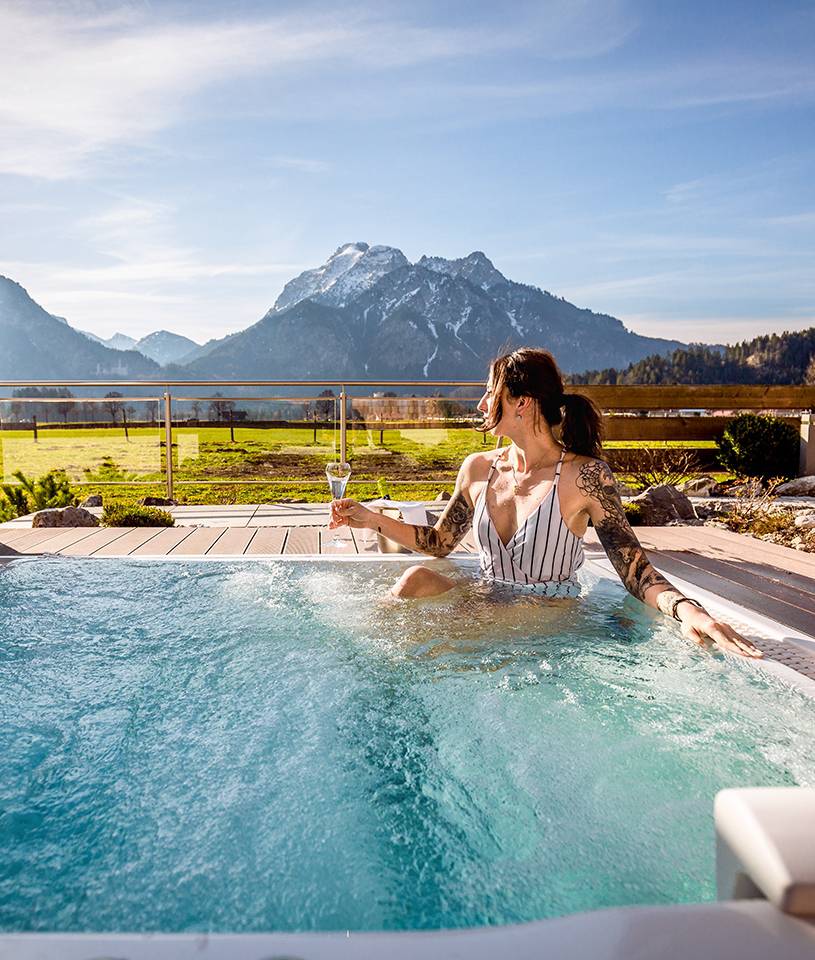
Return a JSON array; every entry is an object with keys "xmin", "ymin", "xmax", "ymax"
[
  {"xmin": 677, "ymin": 603, "xmax": 764, "ymax": 658},
  {"xmin": 329, "ymin": 498, "xmax": 376, "ymax": 530}
]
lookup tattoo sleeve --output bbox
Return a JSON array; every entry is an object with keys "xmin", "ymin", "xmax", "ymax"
[
  {"xmin": 576, "ymin": 460, "xmax": 674, "ymax": 604},
  {"xmin": 410, "ymin": 489, "xmax": 474, "ymax": 557}
]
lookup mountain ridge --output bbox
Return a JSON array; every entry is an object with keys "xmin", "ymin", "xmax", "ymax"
[{"xmin": 2, "ymin": 245, "xmax": 687, "ymax": 380}]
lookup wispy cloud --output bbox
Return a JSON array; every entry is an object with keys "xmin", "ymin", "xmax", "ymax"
[
  {"xmin": 268, "ymin": 155, "xmax": 331, "ymax": 174},
  {"xmin": 0, "ymin": 0, "xmax": 635, "ymax": 179}
]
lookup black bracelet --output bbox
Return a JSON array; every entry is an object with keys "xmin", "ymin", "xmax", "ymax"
[{"xmin": 670, "ymin": 596, "xmax": 705, "ymax": 621}]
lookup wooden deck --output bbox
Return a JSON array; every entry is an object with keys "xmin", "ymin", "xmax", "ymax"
[{"xmin": 3, "ymin": 505, "xmax": 814, "ymax": 681}]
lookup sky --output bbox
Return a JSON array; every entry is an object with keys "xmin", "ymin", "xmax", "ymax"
[{"xmin": 0, "ymin": 0, "xmax": 813, "ymax": 346}]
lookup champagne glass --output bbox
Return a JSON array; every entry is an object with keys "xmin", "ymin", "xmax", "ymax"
[{"xmin": 326, "ymin": 461, "xmax": 352, "ymax": 547}]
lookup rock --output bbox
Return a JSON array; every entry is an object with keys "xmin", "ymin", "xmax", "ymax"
[
  {"xmin": 628, "ymin": 484, "xmax": 697, "ymax": 525},
  {"xmin": 794, "ymin": 511, "xmax": 815, "ymax": 530},
  {"xmin": 32, "ymin": 506, "xmax": 99, "ymax": 528},
  {"xmin": 80, "ymin": 494, "xmax": 103, "ymax": 507},
  {"xmin": 679, "ymin": 475, "xmax": 724, "ymax": 497},
  {"xmin": 615, "ymin": 481, "xmax": 639, "ymax": 496},
  {"xmin": 776, "ymin": 476, "xmax": 815, "ymax": 496},
  {"xmin": 138, "ymin": 496, "xmax": 177, "ymax": 506}
]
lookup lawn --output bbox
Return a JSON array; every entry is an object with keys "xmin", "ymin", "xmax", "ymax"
[{"xmin": 0, "ymin": 422, "xmax": 719, "ymax": 509}]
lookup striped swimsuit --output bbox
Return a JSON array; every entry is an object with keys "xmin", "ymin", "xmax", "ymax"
[{"xmin": 472, "ymin": 449, "xmax": 584, "ymax": 592}]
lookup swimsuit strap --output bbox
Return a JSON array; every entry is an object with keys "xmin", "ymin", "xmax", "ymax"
[{"xmin": 553, "ymin": 448, "xmax": 566, "ymax": 487}]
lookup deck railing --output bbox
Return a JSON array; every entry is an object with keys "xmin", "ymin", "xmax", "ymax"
[{"xmin": 1, "ymin": 380, "xmax": 813, "ymax": 498}]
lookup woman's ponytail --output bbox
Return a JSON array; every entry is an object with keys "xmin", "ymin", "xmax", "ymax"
[
  {"xmin": 482, "ymin": 348, "xmax": 604, "ymax": 458},
  {"xmin": 560, "ymin": 393, "xmax": 603, "ymax": 458}
]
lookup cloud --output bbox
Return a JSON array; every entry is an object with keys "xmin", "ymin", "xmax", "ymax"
[
  {"xmin": 0, "ymin": 0, "xmax": 634, "ymax": 178},
  {"xmin": 267, "ymin": 156, "xmax": 331, "ymax": 174}
]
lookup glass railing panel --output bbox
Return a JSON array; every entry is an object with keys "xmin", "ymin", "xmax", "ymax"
[{"xmin": 0, "ymin": 396, "xmax": 163, "ymax": 487}]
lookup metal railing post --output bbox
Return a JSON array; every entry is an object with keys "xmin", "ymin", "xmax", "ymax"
[
  {"xmin": 164, "ymin": 390, "xmax": 174, "ymax": 500},
  {"xmin": 340, "ymin": 385, "xmax": 347, "ymax": 464}
]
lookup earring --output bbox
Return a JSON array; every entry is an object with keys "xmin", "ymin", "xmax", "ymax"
[{"xmin": 516, "ymin": 413, "xmax": 522, "ymax": 420}]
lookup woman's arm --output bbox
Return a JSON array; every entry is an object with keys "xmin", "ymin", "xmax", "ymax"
[
  {"xmin": 330, "ymin": 462, "xmax": 475, "ymax": 557},
  {"xmin": 576, "ymin": 459, "xmax": 762, "ymax": 658}
]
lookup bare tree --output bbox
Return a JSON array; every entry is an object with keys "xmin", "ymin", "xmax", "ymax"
[
  {"xmin": 208, "ymin": 392, "xmax": 235, "ymax": 421},
  {"xmin": 104, "ymin": 391, "xmax": 123, "ymax": 427},
  {"xmin": 611, "ymin": 446, "xmax": 702, "ymax": 492}
]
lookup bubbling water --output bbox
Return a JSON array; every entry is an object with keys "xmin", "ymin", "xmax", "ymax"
[{"xmin": 0, "ymin": 557, "xmax": 812, "ymax": 933}]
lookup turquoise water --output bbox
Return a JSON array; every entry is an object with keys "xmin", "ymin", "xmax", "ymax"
[{"xmin": 1, "ymin": 557, "xmax": 813, "ymax": 933}]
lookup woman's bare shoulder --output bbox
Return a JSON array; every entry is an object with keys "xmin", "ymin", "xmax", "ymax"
[{"xmin": 461, "ymin": 449, "xmax": 504, "ymax": 480}]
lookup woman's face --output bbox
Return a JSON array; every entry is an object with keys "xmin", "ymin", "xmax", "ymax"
[{"xmin": 478, "ymin": 376, "xmax": 517, "ymax": 436}]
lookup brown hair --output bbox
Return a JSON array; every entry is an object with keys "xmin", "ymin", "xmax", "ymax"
[{"xmin": 479, "ymin": 347, "xmax": 603, "ymax": 457}]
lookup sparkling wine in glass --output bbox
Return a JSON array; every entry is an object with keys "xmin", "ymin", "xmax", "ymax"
[{"xmin": 326, "ymin": 461, "xmax": 351, "ymax": 546}]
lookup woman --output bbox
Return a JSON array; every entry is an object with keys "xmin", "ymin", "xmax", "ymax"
[{"xmin": 330, "ymin": 348, "xmax": 762, "ymax": 658}]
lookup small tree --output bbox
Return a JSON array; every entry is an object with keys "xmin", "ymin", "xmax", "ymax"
[
  {"xmin": 315, "ymin": 389, "xmax": 335, "ymax": 419},
  {"xmin": 208, "ymin": 392, "xmax": 235, "ymax": 421},
  {"xmin": 104, "ymin": 391, "xmax": 123, "ymax": 427},
  {"xmin": 0, "ymin": 469, "xmax": 76, "ymax": 518},
  {"xmin": 56, "ymin": 397, "xmax": 76, "ymax": 425}
]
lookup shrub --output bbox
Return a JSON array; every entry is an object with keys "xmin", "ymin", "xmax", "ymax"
[
  {"xmin": 0, "ymin": 469, "xmax": 76, "ymax": 519},
  {"xmin": 102, "ymin": 505, "xmax": 175, "ymax": 527},
  {"xmin": 717, "ymin": 414, "xmax": 799, "ymax": 480},
  {"xmin": 618, "ymin": 446, "xmax": 702, "ymax": 493}
]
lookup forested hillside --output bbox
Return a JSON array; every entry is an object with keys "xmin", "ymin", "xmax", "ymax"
[{"xmin": 569, "ymin": 328, "xmax": 815, "ymax": 385}]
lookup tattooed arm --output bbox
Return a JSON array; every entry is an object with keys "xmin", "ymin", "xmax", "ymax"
[
  {"xmin": 330, "ymin": 460, "xmax": 474, "ymax": 557},
  {"xmin": 576, "ymin": 459, "xmax": 762, "ymax": 658}
]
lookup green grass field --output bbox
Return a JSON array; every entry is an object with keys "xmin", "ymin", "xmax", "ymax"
[{"xmin": 0, "ymin": 423, "xmax": 720, "ymax": 508}]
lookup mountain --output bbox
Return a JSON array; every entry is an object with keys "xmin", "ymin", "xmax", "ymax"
[
  {"xmin": 0, "ymin": 276, "xmax": 160, "ymax": 379},
  {"xmin": 177, "ymin": 331, "xmax": 240, "ymax": 365},
  {"xmin": 177, "ymin": 245, "xmax": 685, "ymax": 380},
  {"xmin": 81, "ymin": 328, "xmax": 198, "ymax": 364},
  {"xmin": 133, "ymin": 330, "xmax": 199, "ymax": 365},
  {"xmin": 571, "ymin": 329, "xmax": 815, "ymax": 385},
  {"xmin": 2, "ymin": 244, "xmax": 688, "ymax": 382},
  {"xmin": 80, "ymin": 330, "xmax": 138, "ymax": 351},
  {"xmin": 274, "ymin": 242, "xmax": 409, "ymax": 311}
]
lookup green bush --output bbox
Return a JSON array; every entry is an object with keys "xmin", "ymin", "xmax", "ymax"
[
  {"xmin": 102, "ymin": 505, "xmax": 175, "ymax": 527},
  {"xmin": 0, "ymin": 469, "xmax": 76, "ymax": 519},
  {"xmin": 717, "ymin": 414, "xmax": 799, "ymax": 480}
]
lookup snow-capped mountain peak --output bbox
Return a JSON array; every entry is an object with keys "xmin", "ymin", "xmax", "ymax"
[
  {"xmin": 418, "ymin": 251, "xmax": 507, "ymax": 290},
  {"xmin": 273, "ymin": 241, "xmax": 408, "ymax": 311}
]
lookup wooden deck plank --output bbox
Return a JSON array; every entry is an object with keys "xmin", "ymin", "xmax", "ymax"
[
  {"xmin": 320, "ymin": 528, "xmax": 356, "ymax": 555},
  {"xmin": 0, "ymin": 526, "xmax": 40, "ymax": 542},
  {"xmin": 641, "ymin": 550, "xmax": 815, "ymax": 638},
  {"xmin": 26, "ymin": 527, "xmax": 112, "ymax": 555},
  {"xmin": 168, "ymin": 528, "xmax": 227, "ymax": 556},
  {"xmin": 654, "ymin": 546, "xmax": 815, "ymax": 619},
  {"xmin": 635, "ymin": 528, "xmax": 815, "ymax": 611},
  {"xmin": 206, "ymin": 528, "xmax": 257, "ymax": 556},
  {"xmin": 129, "ymin": 527, "xmax": 195, "ymax": 556},
  {"xmin": 59, "ymin": 528, "xmax": 134, "ymax": 556},
  {"xmin": 92, "ymin": 527, "xmax": 166, "ymax": 557},
  {"xmin": 3, "ymin": 527, "xmax": 80, "ymax": 552},
  {"xmin": 685, "ymin": 524, "xmax": 815, "ymax": 581},
  {"xmin": 283, "ymin": 528, "xmax": 319, "ymax": 555},
  {"xmin": 244, "ymin": 527, "xmax": 287, "ymax": 555}
]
